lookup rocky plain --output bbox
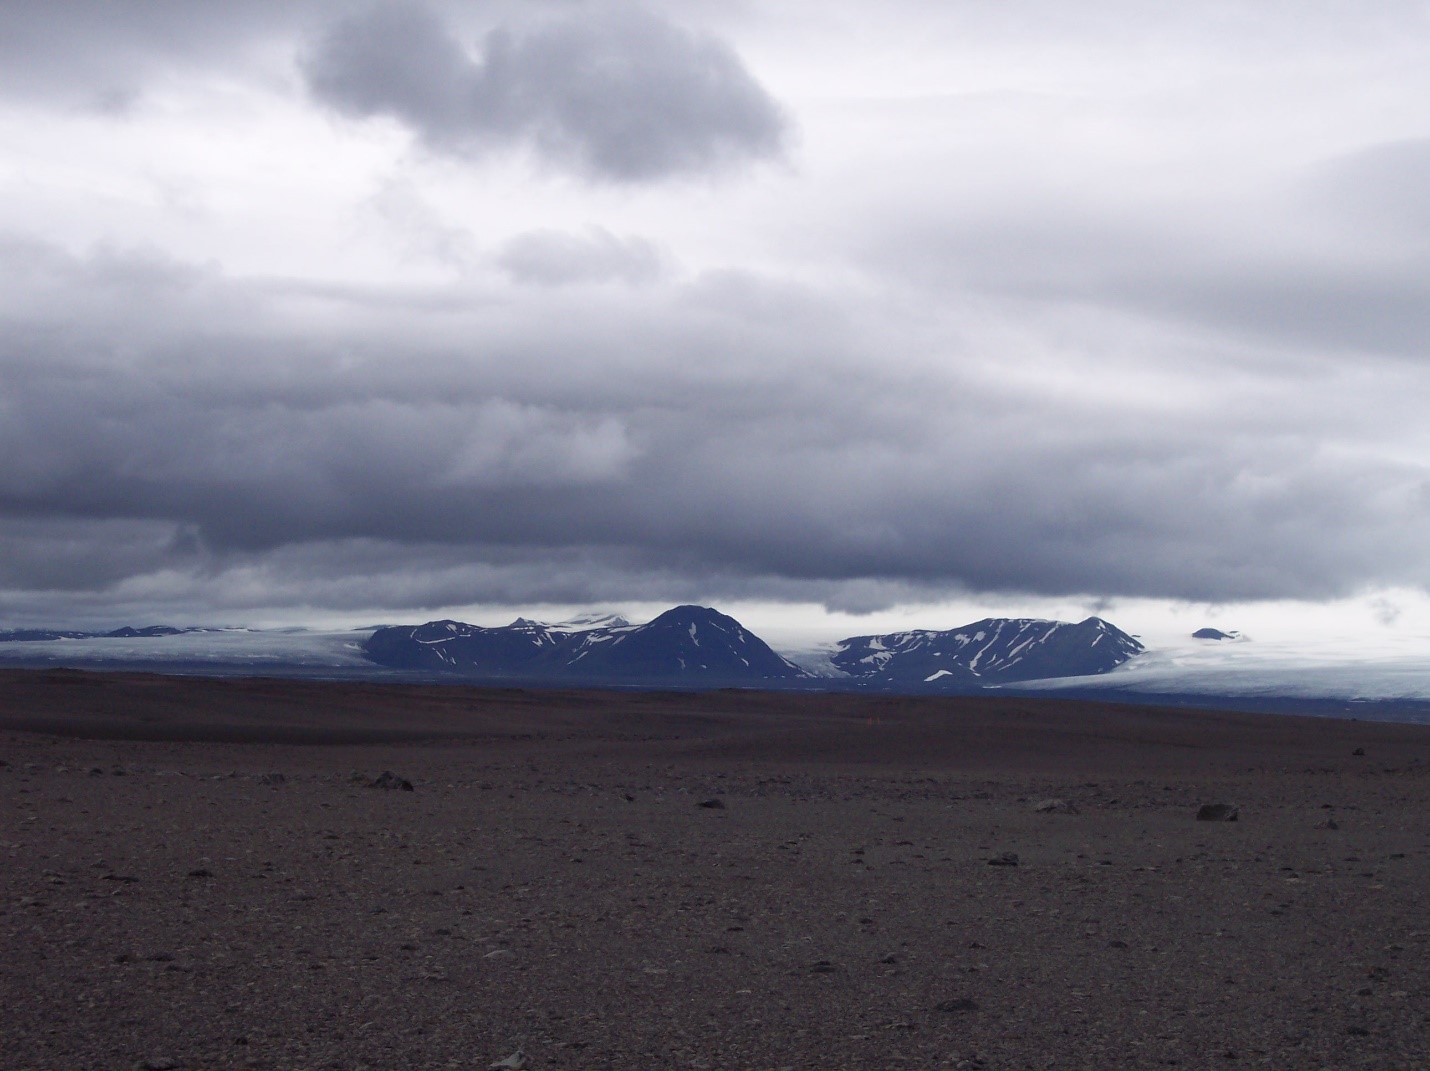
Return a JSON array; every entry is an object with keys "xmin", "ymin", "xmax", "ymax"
[{"xmin": 2, "ymin": 668, "xmax": 1427, "ymax": 1070}]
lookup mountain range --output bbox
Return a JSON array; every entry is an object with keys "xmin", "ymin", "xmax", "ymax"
[
  {"xmin": 2, "ymin": 609, "xmax": 1426, "ymax": 718},
  {"xmin": 363, "ymin": 606, "xmax": 1144, "ymax": 689}
]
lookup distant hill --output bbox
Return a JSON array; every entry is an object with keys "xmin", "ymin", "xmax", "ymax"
[
  {"xmin": 831, "ymin": 617, "xmax": 1144, "ymax": 688},
  {"xmin": 1192, "ymin": 627, "xmax": 1240, "ymax": 640}
]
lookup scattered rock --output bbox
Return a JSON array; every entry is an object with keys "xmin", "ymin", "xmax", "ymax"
[
  {"xmin": 483, "ymin": 948, "xmax": 515, "ymax": 960},
  {"xmin": 489, "ymin": 1050, "xmax": 528, "ymax": 1070},
  {"xmin": 809, "ymin": 960, "xmax": 838, "ymax": 973},
  {"xmin": 258, "ymin": 772, "xmax": 286, "ymax": 785},
  {"xmin": 697, "ymin": 798, "xmax": 725, "ymax": 809},
  {"xmin": 935, "ymin": 997, "xmax": 980, "ymax": 1012},
  {"xmin": 987, "ymin": 852, "xmax": 1020, "ymax": 867},
  {"xmin": 186, "ymin": 869, "xmax": 213, "ymax": 879},
  {"xmin": 135, "ymin": 1058, "xmax": 182, "ymax": 1071},
  {"xmin": 1032, "ymin": 798, "xmax": 1078, "ymax": 815},
  {"xmin": 1196, "ymin": 803, "xmax": 1239, "ymax": 822},
  {"xmin": 1352, "ymin": 747, "xmax": 1365, "ymax": 756},
  {"xmin": 1317, "ymin": 818, "xmax": 1339, "ymax": 830}
]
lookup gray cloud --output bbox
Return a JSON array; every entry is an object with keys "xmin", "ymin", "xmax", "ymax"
[
  {"xmin": 0, "ymin": 0, "xmax": 325, "ymax": 109},
  {"xmin": 4, "ymin": 4, "xmax": 1430, "ymax": 628},
  {"xmin": 868, "ymin": 140, "xmax": 1430, "ymax": 362},
  {"xmin": 302, "ymin": 3, "xmax": 789, "ymax": 180},
  {"xmin": 498, "ymin": 228, "xmax": 667, "ymax": 286},
  {"xmin": 1299, "ymin": 138, "xmax": 1430, "ymax": 240},
  {"xmin": 2, "ymin": 234, "xmax": 1426, "ymax": 624}
]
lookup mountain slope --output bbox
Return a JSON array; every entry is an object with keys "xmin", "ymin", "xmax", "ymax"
[{"xmin": 832, "ymin": 616, "xmax": 1143, "ymax": 687}]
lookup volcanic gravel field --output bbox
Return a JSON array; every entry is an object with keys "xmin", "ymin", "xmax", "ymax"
[{"xmin": 2, "ymin": 670, "xmax": 1427, "ymax": 1070}]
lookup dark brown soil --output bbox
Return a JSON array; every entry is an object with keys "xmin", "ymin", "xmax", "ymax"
[{"xmin": 2, "ymin": 669, "xmax": 1427, "ymax": 1070}]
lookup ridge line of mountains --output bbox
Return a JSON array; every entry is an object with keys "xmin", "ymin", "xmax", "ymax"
[
  {"xmin": 362, "ymin": 604, "xmax": 1145, "ymax": 690},
  {"xmin": 0, "ymin": 605, "xmax": 1150, "ymax": 691},
  {"xmin": 0, "ymin": 625, "xmax": 202, "ymax": 642}
]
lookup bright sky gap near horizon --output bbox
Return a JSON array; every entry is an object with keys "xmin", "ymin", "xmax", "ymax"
[{"xmin": 1, "ymin": 2, "xmax": 1429, "ymax": 650}]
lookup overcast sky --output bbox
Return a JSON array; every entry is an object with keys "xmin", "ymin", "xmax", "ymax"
[{"xmin": 2, "ymin": 1, "xmax": 1428, "ymax": 641}]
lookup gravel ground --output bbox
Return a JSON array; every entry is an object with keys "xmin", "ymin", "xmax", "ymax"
[{"xmin": 1, "ymin": 670, "xmax": 1427, "ymax": 1070}]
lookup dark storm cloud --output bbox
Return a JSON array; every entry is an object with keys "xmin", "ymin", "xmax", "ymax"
[
  {"xmin": 302, "ymin": 3, "xmax": 788, "ymax": 180},
  {"xmin": 2, "ymin": 233, "xmax": 1427, "ymax": 621}
]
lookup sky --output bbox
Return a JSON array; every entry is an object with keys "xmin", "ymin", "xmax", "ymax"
[{"xmin": 1, "ymin": 1, "xmax": 1429, "ymax": 646}]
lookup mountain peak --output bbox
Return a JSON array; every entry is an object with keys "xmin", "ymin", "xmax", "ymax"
[{"xmin": 649, "ymin": 604, "xmax": 730, "ymax": 626}]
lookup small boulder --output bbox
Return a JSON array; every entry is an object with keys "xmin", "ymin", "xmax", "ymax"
[
  {"xmin": 987, "ymin": 852, "xmax": 1020, "ymax": 867},
  {"xmin": 1032, "ymin": 798, "xmax": 1078, "ymax": 815},
  {"xmin": 1196, "ymin": 803, "xmax": 1239, "ymax": 822},
  {"xmin": 366, "ymin": 771, "xmax": 414, "ymax": 791},
  {"xmin": 697, "ymin": 798, "xmax": 725, "ymax": 809},
  {"xmin": 935, "ymin": 997, "xmax": 979, "ymax": 1012}
]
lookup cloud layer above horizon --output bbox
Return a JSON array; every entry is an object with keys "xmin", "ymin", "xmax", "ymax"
[{"xmin": 1, "ymin": 1, "xmax": 1428, "ymax": 626}]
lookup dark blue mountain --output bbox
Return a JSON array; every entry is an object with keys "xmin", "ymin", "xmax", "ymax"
[
  {"xmin": 363, "ymin": 605, "xmax": 808, "ymax": 684},
  {"xmin": 832, "ymin": 616, "xmax": 1143, "ymax": 688},
  {"xmin": 562, "ymin": 605, "xmax": 804, "ymax": 680},
  {"xmin": 362, "ymin": 618, "xmax": 565, "ymax": 674}
]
